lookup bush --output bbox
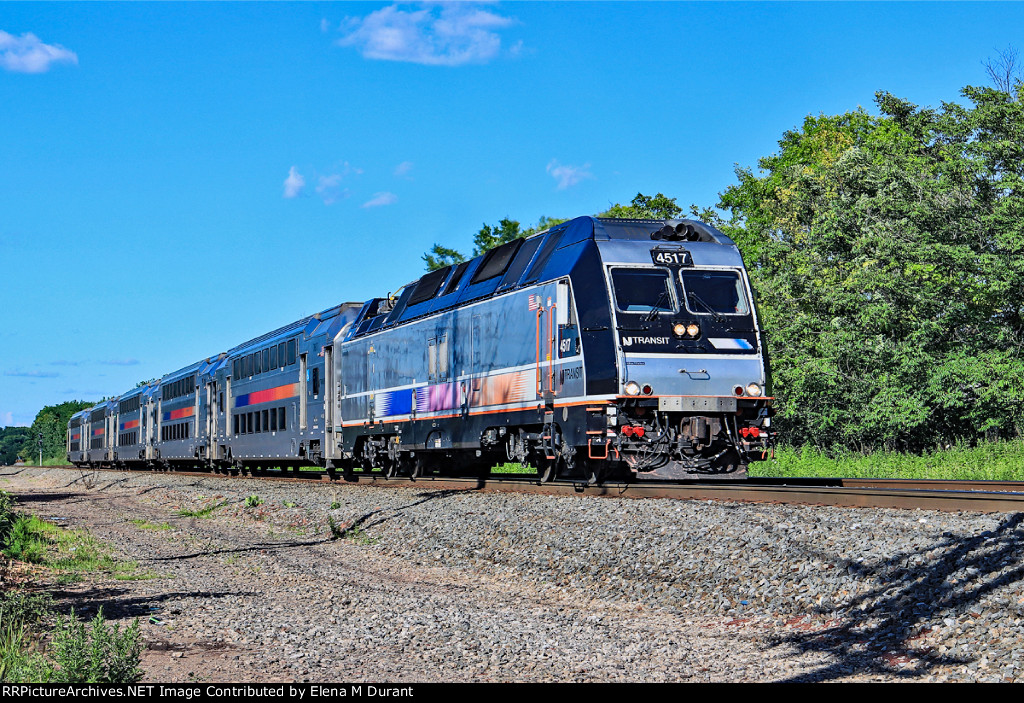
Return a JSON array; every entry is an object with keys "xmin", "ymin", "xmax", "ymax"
[{"xmin": 50, "ymin": 608, "xmax": 142, "ymax": 683}]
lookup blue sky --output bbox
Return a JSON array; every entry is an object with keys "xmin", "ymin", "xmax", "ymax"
[{"xmin": 2, "ymin": 1, "xmax": 1021, "ymax": 426}]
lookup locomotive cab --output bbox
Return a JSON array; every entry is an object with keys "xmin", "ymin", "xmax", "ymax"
[{"xmin": 584, "ymin": 218, "xmax": 774, "ymax": 480}]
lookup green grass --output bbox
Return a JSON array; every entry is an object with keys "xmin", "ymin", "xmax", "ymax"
[
  {"xmin": 489, "ymin": 462, "xmax": 536, "ymax": 475},
  {"xmin": 750, "ymin": 438, "xmax": 1024, "ymax": 481},
  {"xmin": 3, "ymin": 515, "xmax": 157, "ymax": 581},
  {"xmin": 128, "ymin": 519, "xmax": 172, "ymax": 531}
]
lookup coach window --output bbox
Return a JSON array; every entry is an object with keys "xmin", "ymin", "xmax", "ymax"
[
  {"xmin": 610, "ymin": 268, "xmax": 676, "ymax": 314},
  {"xmin": 254, "ymin": 412, "xmax": 261, "ymax": 433},
  {"xmin": 263, "ymin": 348, "xmax": 271, "ymax": 372},
  {"xmin": 278, "ymin": 342, "xmax": 286, "ymax": 368},
  {"xmin": 287, "ymin": 339, "xmax": 296, "ymax": 366},
  {"xmin": 233, "ymin": 415, "xmax": 239, "ymax": 435},
  {"xmin": 270, "ymin": 409, "xmax": 277, "ymax": 432},
  {"xmin": 279, "ymin": 407, "xmax": 286, "ymax": 430},
  {"xmin": 255, "ymin": 351, "xmax": 262, "ymax": 375},
  {"xmin": 270, "ymin": 345, "xmax": 278, "ymax": 369},
  {"xmin": 247, "ymin": 412, "xmax": 253, "ymax": 434}
]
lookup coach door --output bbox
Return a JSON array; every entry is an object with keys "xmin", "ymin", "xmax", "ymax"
[
  {"xmin": 207, "ymin": 380, "xmax": 218, "ymax": 459},
  {"xmin": 324, "ymin": 346, "xmax": 336, "ymax": 461}
]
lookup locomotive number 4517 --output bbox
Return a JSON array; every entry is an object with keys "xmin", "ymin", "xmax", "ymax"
[{"xmin": 650, "ymin": 249, "xmax": 691, "ymax": 266}]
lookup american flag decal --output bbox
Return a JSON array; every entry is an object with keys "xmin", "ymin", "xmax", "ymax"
[{"xmin": 528, "ymin": 295, "xmax": 541, "ymax": 310}]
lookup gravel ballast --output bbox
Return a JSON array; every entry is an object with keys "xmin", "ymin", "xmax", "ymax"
[{"xmin": 3, "ymin": 466, "xmax": 1023, "ymax": 682}]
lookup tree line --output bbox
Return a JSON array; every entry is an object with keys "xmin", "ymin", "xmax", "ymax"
[
  {"xmin": 424, "ymin": 78, "xmax": 1024, "ymax": 453},
  {"xmin": 1, "ymin": 401, "xmax": 93, "ymax": 465}
]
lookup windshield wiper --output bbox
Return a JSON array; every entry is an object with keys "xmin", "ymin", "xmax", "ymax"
[
  {"xmin": 688, "ymin": 292, "xmax": 724, "ymax": 323},
  {"xmin": 642, "ymin": 290, "xmax": 672, "ymax": 322}
]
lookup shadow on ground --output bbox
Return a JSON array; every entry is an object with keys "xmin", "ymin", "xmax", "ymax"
[{"xmin": 773, "ymin": 512, "xmax": 1024, "ymax": 682}]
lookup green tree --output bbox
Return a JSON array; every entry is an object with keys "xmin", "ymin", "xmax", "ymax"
[
  {"xmin": 597, "ymin": 192, "xmax": 683, "ymax": 220},
  {"xmin": 19, "ymin": 401, "xmax": 94, "ymax": 463},
  {"xmin": 0, "ymin": 428, "xmax": 32, "ymax": 465},
  {"xmin": 715, "ymin": 85, "xmax": 1024, "ymax": 451},
  {"xmin": 422, "ymin": 215, "xmax": 567, "ymax": 271}
]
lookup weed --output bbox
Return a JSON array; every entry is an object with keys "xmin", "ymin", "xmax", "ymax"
[
  {"xmin": 326, "ymin": 516, "xmax": 378, "ymax": 545},
  {"xmin": 244, "ymin": 495, "xmax": 263, "ymax": 509},
  {"xmin": 3, "ymin": 516, "xmax": 47, "ymax": 563},
  {"xmin": 175, "ymin": 501, "xmax": 226, "ymax": 518},
  {"xmin": 0, "ymin": 592, "xmax": 52, "ymax": 626},
  {"xmin": 0, "ymin": 612, "xmax": 48, "ymax": 683},
  {"xmin": 283, "ymin": 501, "xmax": 297, "ymax": 508},
  {"xmin": 330, "ymin": 501, "xmax": 341, "ymax": 510}
]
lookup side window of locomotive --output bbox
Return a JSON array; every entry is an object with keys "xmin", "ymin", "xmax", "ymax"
[
  {"xmin": 438, "ymin": 335, "xmax": 449, "ymax": 381},
  {"xmin": 610, "ymin": 269, "xmax": 676, "ymax": 314},
  {"xmin": 679, "ymin": 270, "xmax": 750, "ymax": 316},
  {"xmin": 427, "ymin": 338, "xmax": 438, "ymax": 382},
  {"xmin": 311, "ymin": 367, "xmax": 320, "ymax": 396}
]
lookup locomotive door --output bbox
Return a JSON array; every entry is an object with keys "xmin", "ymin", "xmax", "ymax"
[{"xmin": 366, "ymin": 346, "xmax": 376, "ymax": 422}]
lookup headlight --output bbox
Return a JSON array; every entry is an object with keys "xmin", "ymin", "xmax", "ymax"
[
  {"xmin": 624, "ymin": 381, "xmax": 641, "ymax": 396},
  {"xmin": 745, "ymin": 382, "xmax": 763, "ymax": 397},
  {"xmin": 673, "ymin": 323, "xmax": 687, "ymax": 337},
  {"xmin": 686, "ymin": 323, "xmax": 700, "ymax": 337}
]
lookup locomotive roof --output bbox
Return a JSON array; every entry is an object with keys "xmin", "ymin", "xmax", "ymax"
[{"xmin": 349, "ymin": 215, "xmax": 745, "ymax": 336}]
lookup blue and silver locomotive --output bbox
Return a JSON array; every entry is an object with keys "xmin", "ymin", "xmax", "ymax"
[{"xmin": 69, "ymin": 216, "xmax": 774, "ymax": 482}]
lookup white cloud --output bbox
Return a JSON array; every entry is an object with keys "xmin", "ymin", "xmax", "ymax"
[
  {"xmin": 316, "ymin": 174, "xmax": 350, "ymax": 205},
  {"xmin": 546, "ymin": 159, "xmax": 594, "ymax": 190},
  {"xmin": 320, "ymin": 18, "xmax": 331, "ymax": 33},
  {"xmin": 99, "ymin": 358, "xmax": 140, "ymax": 366},
  {"xmin": 337, "ymin": 3, "xmax": 516, "ymax": 66},
  {"xmin": 283, "ymin": 166, "xmax": 305, "ymax": 198},
  {"xmin": 0, "ymin": 30, "xmax": 77, "ymax": 73},
  {"xmin": 362, "ymin": 192, "xmax": 398, "ymax": 208},
  {"xmin": 394, "ymin": 161, "xmax": 414, "ymax": 177},
  {"xmin": 4, "ymin": 369, "xmax": 58, "ymax": 378}
]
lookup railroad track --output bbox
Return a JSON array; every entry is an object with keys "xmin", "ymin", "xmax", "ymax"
[{"xmin": 15, "ymin": 465, "xmax": 1024, "ymax": 513}]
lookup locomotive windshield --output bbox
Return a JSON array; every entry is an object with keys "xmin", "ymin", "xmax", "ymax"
[
  {"xmin": 679, "ymin": 269, "xmax": 750, "ymax": 316},
  {"xmin": 611, "ymin": 268, "xmax": 676, "ymax": 313}
]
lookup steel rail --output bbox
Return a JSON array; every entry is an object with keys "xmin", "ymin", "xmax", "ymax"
[{"xmin": 11, "ymin": 465, "xmax": 1024, "ymax": 513}]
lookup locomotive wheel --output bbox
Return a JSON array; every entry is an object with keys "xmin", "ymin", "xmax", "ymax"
[
  {"xmin": 583, "ymin": 458, "xmax": 603, "ymax": 486},
  {"xmin": 538, "ymin": 456, "xmax": 559, "ymax": 483},
  {"xmin": 408, "ymin": 454, "xmax": 423, "ymax": 479}
]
